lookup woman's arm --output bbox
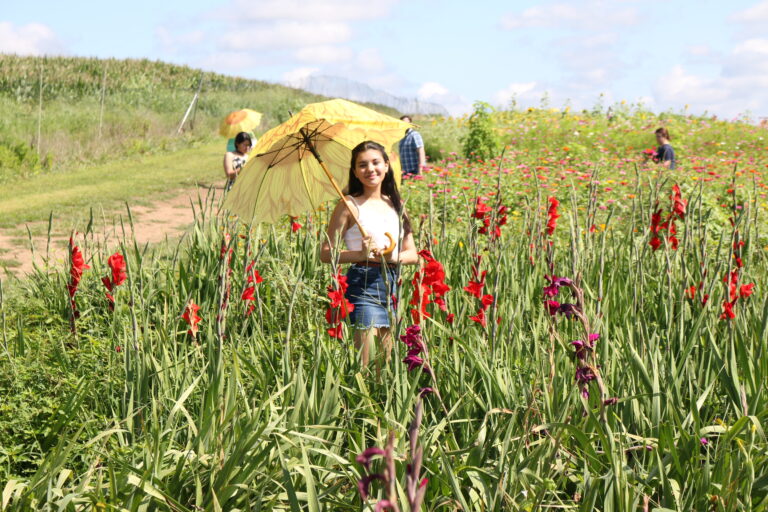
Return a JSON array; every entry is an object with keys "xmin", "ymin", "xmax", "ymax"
[
  {"xmin": 223, "ymin": 153, "xmax": 237, "ymax": 180},
  {"xmin": 395, "ymin": 232, "xmax": 418, "ymax": 265},
  {"xmin": 320, "ymin": 199, "xmax": 376, "ymax": 264}
]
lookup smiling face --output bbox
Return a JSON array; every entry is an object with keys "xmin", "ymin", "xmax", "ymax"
[{"xmin": 353, "ymin": 149, "xmax": 389, "ymax": 189}]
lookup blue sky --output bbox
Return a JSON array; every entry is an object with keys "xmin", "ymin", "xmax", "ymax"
[{"xmin": 2, "ymin": 0, "xmax": 767, "ymax": 118}]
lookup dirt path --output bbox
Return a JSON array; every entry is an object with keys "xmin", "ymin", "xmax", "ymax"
[{"xmin": 0, "ymin": 185, "xmax": 220, "ymax": 277}]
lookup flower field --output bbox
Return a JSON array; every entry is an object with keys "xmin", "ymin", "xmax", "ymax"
[{"xmin": 2, "ymin": 107, "xmax": 768, "ymax": 511}]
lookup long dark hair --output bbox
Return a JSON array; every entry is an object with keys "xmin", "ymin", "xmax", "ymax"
[
  {"xmin": 234, "ymin": 131, "xmax": 252, "ymax": 149},
  {"xmin": 348, "ymin": 140, "xmax": 412, "ymax": 235}
]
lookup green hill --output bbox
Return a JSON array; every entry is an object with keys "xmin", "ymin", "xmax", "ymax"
[{"xmin": 0, "ymin": 55, "xmax": 400, "ymax": 182}]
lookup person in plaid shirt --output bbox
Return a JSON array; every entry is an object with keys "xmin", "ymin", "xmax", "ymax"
[{"xmin": 398, "ymin": 115, "xmax": 427, "ymax": 176}]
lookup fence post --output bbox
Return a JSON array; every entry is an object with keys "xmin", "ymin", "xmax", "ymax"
[{"xmin": 189, "ymin": 73, "xmax": 204, "ymax": 130}]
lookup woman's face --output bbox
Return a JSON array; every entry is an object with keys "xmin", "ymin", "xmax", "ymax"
[
  {"xmin": 655, "ymin": 133, "xmax": 665, "ymax": 145},
  {"xmin": 353, "ymin": 149, "xmax": 389, "ymax": 189},
  {"xmin": 236, "ymin": 140, "xmax": 252, "ymax": 154}
]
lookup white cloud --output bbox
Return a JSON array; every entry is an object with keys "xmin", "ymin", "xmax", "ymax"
[
  {"xmin": 295, "ymin": 45, "xmax": 354, "ymax": 63},
  {"xmin": 730, "ymin": 0, "xmax": 768, "ymax": 33},
  {"xmin": 0, "ymin": 22, "xmax": 66, "ymax": 56},
  {"xmin": 494, "ymin": 81, "xmax": 539, "ymax": 105},
  {"xmin": 500, "ymin": 1, "xmax": 638, "ymax": 30},
  {"xmin": 653, "ymin": 63, "xmax": 768, "ymax": 118},
  {"xmin": 731, "ymin": 0, "xmax": 768, "ymax": 20},
  {"xmin": 231, "ymin": 0, "xmax": 399, "ymax": 21},
  {"xmin": 218, "ymin": 21, "xmax": 351, "ymax": 51},
  {"xmin": 417, "ymin": 82, "xmax": 449, "ymax": 100},
  {"xmin": 414, "ymin": 81, "xmax": 471, "ymax": 116}
]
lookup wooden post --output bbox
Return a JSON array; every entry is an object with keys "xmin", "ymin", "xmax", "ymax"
[
  {"xmin": 176, "ymin": 91, "xmax": 199, "ymax": 135},
  {"xmin": 189, "ymin": 73, "xmax": 203, "ymax": 131}
]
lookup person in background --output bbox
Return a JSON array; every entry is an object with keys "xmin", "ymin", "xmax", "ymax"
[
  {"xmin": 223, "ymin": 132, "xmax": 252, "ymax": 191},
  {"xmin": 398, "ymin": 115, "xmax": 427, "ymax": 176},
  {"xmin": 654, "ymin": 127, "xmax": 676, "ymax": 169}
]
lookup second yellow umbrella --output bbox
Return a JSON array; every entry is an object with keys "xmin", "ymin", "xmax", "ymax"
[{"xmin": 219, "ymin": 108, "xmax": 263, "ymax": 138}]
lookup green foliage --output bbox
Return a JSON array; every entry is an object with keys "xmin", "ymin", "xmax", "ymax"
[
  {"xmin": 0, "ymin": 55, "xmax": 399, "ymax": 182},
  {"xmin": 462, "ymin": 101, "xmax": 500, "ymax": 161},
  {"xmin": 3, "ymin": 75, "xmax": 768, "ymax": 511}
]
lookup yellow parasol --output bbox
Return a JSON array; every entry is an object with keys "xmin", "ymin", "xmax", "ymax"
[
  {"xmin": 224, "ymin": 99, "xmax": 411, "ymax": 252},
  {"xmin": 219, "ymin": 108, "xmax": 263, "ymax": 138}
]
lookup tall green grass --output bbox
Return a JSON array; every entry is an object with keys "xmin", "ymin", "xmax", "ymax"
[{"xmin": 1, "ymin": 142, "xmax": 767, "ymax": 511}]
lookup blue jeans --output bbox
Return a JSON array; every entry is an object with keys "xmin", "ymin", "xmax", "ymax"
[{"xmin": 345, "ymin": 264, "xmax": 398, "ymax": 329}]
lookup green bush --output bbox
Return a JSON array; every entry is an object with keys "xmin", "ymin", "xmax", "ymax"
[{"xmin": 462, "ymin": 101, "xmax": 500, "ymax": 161}]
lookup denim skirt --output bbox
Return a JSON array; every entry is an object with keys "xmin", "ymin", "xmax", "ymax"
[{"xmin": 345, "ymin": 264, "xmax": 398, "ymax": 329}]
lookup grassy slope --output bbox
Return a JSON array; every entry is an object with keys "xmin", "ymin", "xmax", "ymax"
[
  {"xmin": 0, "ymin": 139, "xmax": 221, "ymax": 229},
  {"xmin": 0, "ymin": 55, "xmax": 400, "ymax": 182}
]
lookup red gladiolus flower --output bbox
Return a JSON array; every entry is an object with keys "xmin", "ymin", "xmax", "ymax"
[
  {"xmin": 107, "ymin": 253, "xmax": 127, "ymax": 287},
  {"xmin": 473, "ymin": 198, "xmax": 492, "ymax": 219},
  {"xmin": 67, "ymin": 237, "xmax": 90, "ymax": 327},
  {"xmin": 245, "ymin": 261, "xmax": 264, "ymax": 284},
  {"xmin": 740, "ymin": 283, "xmax": 755, "ymax": 298},
  {"xmin": 326, "ymin": 272, "xmax": 354, "ymax": 338},
  {"xmin": 290, "ymin": 217, "xmax": 302, "ymax": 232},
  {"xmin": 182, "ymin": 301, "xmax": 202, "ymax": 337},
  {"xmin": 687, "ymin": 285, "xmax": 696, "ymax": 300},
  {"xmin": 410, "ymin": 250, "xmax": 450, "ymax": 324},
  {"xmin": 101, "ymin": 252, "xmax": 127, "ymax": 311},
  {"xmin": 463, "ymin": 272, "xmax": 486, "ymax": 298},
  {"xmin": 545, "ymin": 300, "xmax": 560, "ymax": 316},
  {"xmin": 720, "ymin": 300, "xmax": 736, "ymax": 320},
  {"xmin": 671, "ymin": 184, "xmax": 687, "ymax": 219},
  {"xmin": 546, "ymin": 196, "xmax": 560, "ymax": 236},
  {"xmin": 649, "ymin": 236, "xmax": 662, "ymax": 251},
  {"xmin": 469, "ymin": 308, "xmax": 487, "ymax": 327}
]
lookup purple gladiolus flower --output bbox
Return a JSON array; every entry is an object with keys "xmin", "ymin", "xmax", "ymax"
[
  {"xmin": 403, "ymin": 354, "xmax": 425, "ymax": 371},
  {"xmin": 572, "ymin": 333, "xmax": 599, "ymax": 359},
  {"xmin": 400, "ymin": 325, "xmax": 422, "ymax": 348},
  {"xmin": 700, "ymin": 437, "xmax": 709, "ymax": 446},
  {"xmin": 575, "ymin": 366, "xmax": 597, "ymax": 384},
  {"xmin": 358, "ymin": 474, "xmax": 385, "ymax": 499},
  {"xmin": 557, "ymin": 303, "xmax": 579, "ymax": 318},
  {"xmin": 543, "ymin": 284, "xmax": 560, "ymax": 297},
  {"xmin": 603, "ymin": 397, "xmax": 618, "ymax": 405},
  {"xmin": 419, "ymin": 387, "xmax": 434, "ymax": 397},
  {"xmin": 356, "ymin": 447, "xmax": 385, "ymax": 470}
]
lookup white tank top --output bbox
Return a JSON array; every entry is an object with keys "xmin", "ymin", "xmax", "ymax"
[{"xmin": 343, "ymin": 196, "xmax": 401, "ymax": 259}]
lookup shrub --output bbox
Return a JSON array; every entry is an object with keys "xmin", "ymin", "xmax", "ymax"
[{"xmin": 462, "ymin": 101, "xmax": 500, "ymax": 161}]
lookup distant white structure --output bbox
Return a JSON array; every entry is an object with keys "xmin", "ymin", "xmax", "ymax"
[{"xmin": 287, "ymin": 74, "xmax": 449, "ymax": 116}]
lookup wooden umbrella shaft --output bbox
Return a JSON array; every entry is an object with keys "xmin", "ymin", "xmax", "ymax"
[{"xmin": 301, "ymin": 128, "xmax": 369, "ymax": 239}]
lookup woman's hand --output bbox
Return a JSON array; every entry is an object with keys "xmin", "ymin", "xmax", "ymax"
[{"xmin": 359, "ymin": 235, "xmax": 379, "ymax": 261}]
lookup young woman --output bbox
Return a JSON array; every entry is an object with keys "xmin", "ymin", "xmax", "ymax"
[
  {"xmin": 223, "ymin": 132, "xmax": 252, "ymax": 191},
  {"xmin": 320, "ymin": 141, "xmax": 418, "ymax": 368},
  {"xmin": 654, "ymin": 127, "xmax": 676, "ymax": 169}
]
